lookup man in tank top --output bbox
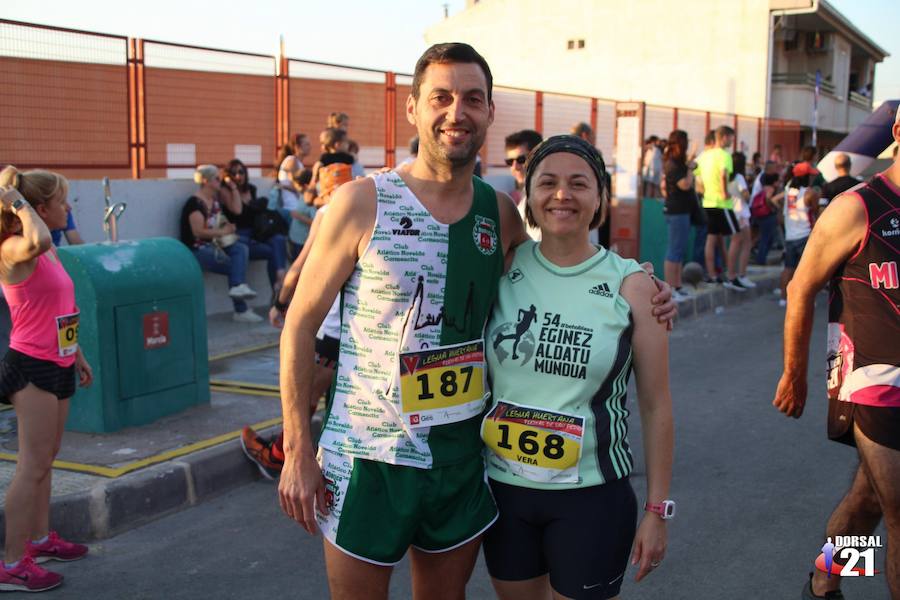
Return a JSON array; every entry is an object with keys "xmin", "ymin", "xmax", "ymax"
[
  {"xmin": 774, "ymin": 108, "xmax": 900, "ymax": 600},
  {"xmin": 277, "ymin": 43, "xmax": 676, "ymax": 600}
]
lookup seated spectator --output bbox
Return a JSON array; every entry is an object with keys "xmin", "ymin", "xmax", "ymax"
[
  {"xmin": 51, "ymin": 211, "xmax": 84, "ymax": 246},
  {"xmin": 221, "ymin": 159, "xmax": 287, "ymax": 292},
  {"xmin": 311, "ymin": 128, "xmax": 354, "ymax": 207},
  {"xmin": 180, "ymin": 165, "xmax": 262, "ymax": 323}
]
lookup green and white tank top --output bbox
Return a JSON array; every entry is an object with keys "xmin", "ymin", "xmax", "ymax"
[
  {"xmin": 319, "ymin": 171, "xmax": 504, "ymax": 468},
  {"xmin": 482, "ymin": 241, "xmax": 643, "ymax": 489}
]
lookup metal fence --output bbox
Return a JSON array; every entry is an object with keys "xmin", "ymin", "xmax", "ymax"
[{"xmin": 1, "ymin": 19, "xmax": 803, "ymax": 180}]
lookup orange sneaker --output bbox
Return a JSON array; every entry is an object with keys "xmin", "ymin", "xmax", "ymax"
[{"xmin": 240, "ymin": 427, "xmax": 283, "ymax": 480}]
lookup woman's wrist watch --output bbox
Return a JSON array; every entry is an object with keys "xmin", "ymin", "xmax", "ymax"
[
  {"xmin": 10, "ymin": 196, "xmax": 27, "ymax": 212},
  {"xmin": 644, "ymin": 500, "xmax": 676, "ymax": 520}
]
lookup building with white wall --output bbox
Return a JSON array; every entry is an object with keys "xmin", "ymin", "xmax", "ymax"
[{"xmin": 425, "ymin": 0, "xmax": 887, "ymax": 150}]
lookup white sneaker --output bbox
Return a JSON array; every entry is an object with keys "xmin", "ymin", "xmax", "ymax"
[
  {"xmin": 778, "ymin": 299, "xmax": 787, "ymax": 308},
  {"xmin": 673, "ymin": 288, "xmax": 692, "ymax": 303},
  {"xmin": 233, "ymin": 309, "xmax": 264, "ymax": 323},
  {"xmin": 723, "ymin": 279, "xmax": 748, "ymax": 292},
  {"xmin": 738, "ymin": 276, "xmax": 757, "ymax": 288},
  {"xmin": 228, "ymin": 284, "xmax": 258, "ymax": 299}
]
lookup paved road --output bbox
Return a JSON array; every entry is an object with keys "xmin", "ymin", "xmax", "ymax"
[{"xmin": 33, "ymin": 295, "xmax": 890, "ymax": 599}]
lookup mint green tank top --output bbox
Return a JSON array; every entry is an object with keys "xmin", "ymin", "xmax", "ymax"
[{"xmin": 482, "ymin": 241, "xmax": 643, "ymax": 489}]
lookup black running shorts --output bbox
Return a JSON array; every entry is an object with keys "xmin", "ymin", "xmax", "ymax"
[
  {"xmin": 704, "ymin": 208, "xmax": 740, "ymax": 235},
  {"xmin": 483, "ymin": 477, "xmax": 637, "ymax": 600},
  {"xmin": 828, "ymin": 397, "xmax": 900, "ymax": 452},
  {"xmin": 314, "ymin": 334, "xmax": 339, "ymax": 368},
  {"xmin": 0, "ymin": 349, "xmax": 75, "ymax": 404}
]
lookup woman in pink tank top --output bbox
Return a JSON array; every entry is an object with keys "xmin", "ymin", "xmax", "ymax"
[{"xmin": 0, "ymin": 167, "xmax": 93, "ymax": 593}]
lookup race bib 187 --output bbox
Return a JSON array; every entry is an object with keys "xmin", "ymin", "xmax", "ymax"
[{"xmin": 399, "ymin": 339, "xmax": 487, "ymax": 428}]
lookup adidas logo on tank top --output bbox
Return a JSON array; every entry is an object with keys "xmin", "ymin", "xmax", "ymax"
[{"xmin": 588, "ymin": 282, "xmax": 613, "ymax": 297}]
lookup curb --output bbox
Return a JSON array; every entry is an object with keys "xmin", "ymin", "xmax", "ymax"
[
  {"xmin": 674, "ymin": 273, "xmax": 780, "ymax": 321},
  {"xmin": 0, "ymin": 419, "xmax": 322, "ymax": 543}
]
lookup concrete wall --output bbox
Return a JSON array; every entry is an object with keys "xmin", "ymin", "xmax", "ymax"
[
  {"xmin": 63, "ymin": 178, "xmax": 278, "ymax": 316},
  {"xmin": 426, "ymin": 0, "xmax": 772, "ymax": 117}
]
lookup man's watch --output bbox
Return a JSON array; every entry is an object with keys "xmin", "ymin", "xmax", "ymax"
[
  {"xmin": 272, "ymin": 296, "xmax": 289, "ymax": 313},
  {"xmin": 10, "ymin": 196, "xmax": 27, "ymax": 212},
  {"xmin": 644, "ymin": 500, "xmax": 676, "ymax": 520}
]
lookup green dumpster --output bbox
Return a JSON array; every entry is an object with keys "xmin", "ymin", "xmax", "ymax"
[
  {"xmin": 639, "ymin": 197, "xmax": 667, "ymax": 277},
  {"xmin": 58, "ymin": 238, "xmax": 209, "ymax": 433}
]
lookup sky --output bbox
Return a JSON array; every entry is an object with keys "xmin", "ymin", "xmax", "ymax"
[{"xmin": 4, "ymin": 0, "xmax": 899, "ymax": 106}]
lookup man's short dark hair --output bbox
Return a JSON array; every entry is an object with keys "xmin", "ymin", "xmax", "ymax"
[
  {"xmin": 704, "ymin": 130, "xmax": 716, "ymax": 145},
  {"xmin": 715, "ymin": 125, "xmax": 735, "ymax": 143},
  {"xmin": 412, "ymin": 43, "xmax": 493, "ymax": 103},
  {"xmin": 505, "ymin": 129, "xmax": 543, "ymax": 152}
]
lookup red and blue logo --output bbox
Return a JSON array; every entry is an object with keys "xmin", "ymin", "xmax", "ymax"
[{"xmin": 815, "ymin": 536, "xmax": 881, "ymax": 577}]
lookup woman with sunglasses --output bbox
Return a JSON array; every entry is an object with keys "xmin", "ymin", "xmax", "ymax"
[
  {"xmin": 0, "ymin": 167, "xmax": 93, "ymax": 593},
  {"xmin": 222, "ymin": 159, "xmax": 287, "ymax": 294},
  {"xmin": 482, "ymin": 136, "xmax": 674, "ymax": 600}
]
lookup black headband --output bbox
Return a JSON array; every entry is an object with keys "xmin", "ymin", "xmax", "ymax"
[{"xmin": 524, "ymin": 135, "xmax": 607, "ymax": 199}]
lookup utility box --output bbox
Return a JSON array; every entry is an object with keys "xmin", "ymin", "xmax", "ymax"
[{"xmin": 58, "ymin": 238, "xmax": 209, "ymax": 433}]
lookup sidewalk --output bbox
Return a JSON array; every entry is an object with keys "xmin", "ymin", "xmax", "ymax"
[{"xmin": 0, "ymin": 264, "xmax": 786, "ymax": 543}]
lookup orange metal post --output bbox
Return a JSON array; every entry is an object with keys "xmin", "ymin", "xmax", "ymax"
[
  {"xmin": 274, "ymin": 60, "xmax": 282, "ymax": 159},
  {"xmin": 384, "ymin": 72, "xmax": 396, "ymax": 168},
  {"xmin": 127, "ymin": 39, "xmax": 138, "ymax": 178},
  {"xmin": 672, "ymin": 107, "xmax": 678, "ymax": 131},
  {"xmin": 705, "ymin": 111, "xmax": 711, "ymax": 136},
  {"xmin": 135, "ymin": 39, "xmax": 147, "ymax": 176},
  {"xmin": 535, "ymin": 91, "xmax": 544, "ymax": 134},
  {"xmin": 590, "ymin": 98, "xmax": 598, "ymax": 134}
]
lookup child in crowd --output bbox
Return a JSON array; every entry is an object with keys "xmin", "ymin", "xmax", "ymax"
[{"xmin": 310, "ymin": 128, "xmax": 354, "ymax": 207}]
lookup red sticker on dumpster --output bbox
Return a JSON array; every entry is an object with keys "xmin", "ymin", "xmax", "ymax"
[{"xmin": 143, "ymin": 312, "xmax": 169, "ymax": 349}]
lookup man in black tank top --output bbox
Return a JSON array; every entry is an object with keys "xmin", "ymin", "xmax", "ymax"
[{"xmin": 773, "ymin": 109, "xmax": 900, "ymax": 600}]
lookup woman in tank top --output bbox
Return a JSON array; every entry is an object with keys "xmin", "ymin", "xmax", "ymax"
[
  {"xmin": 0, "ymin": 167, "xmax": 93, "ymax": 592},
  {"xmin": 481, "ymin": 136, "xmax": 674, "ymax": 600}
]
